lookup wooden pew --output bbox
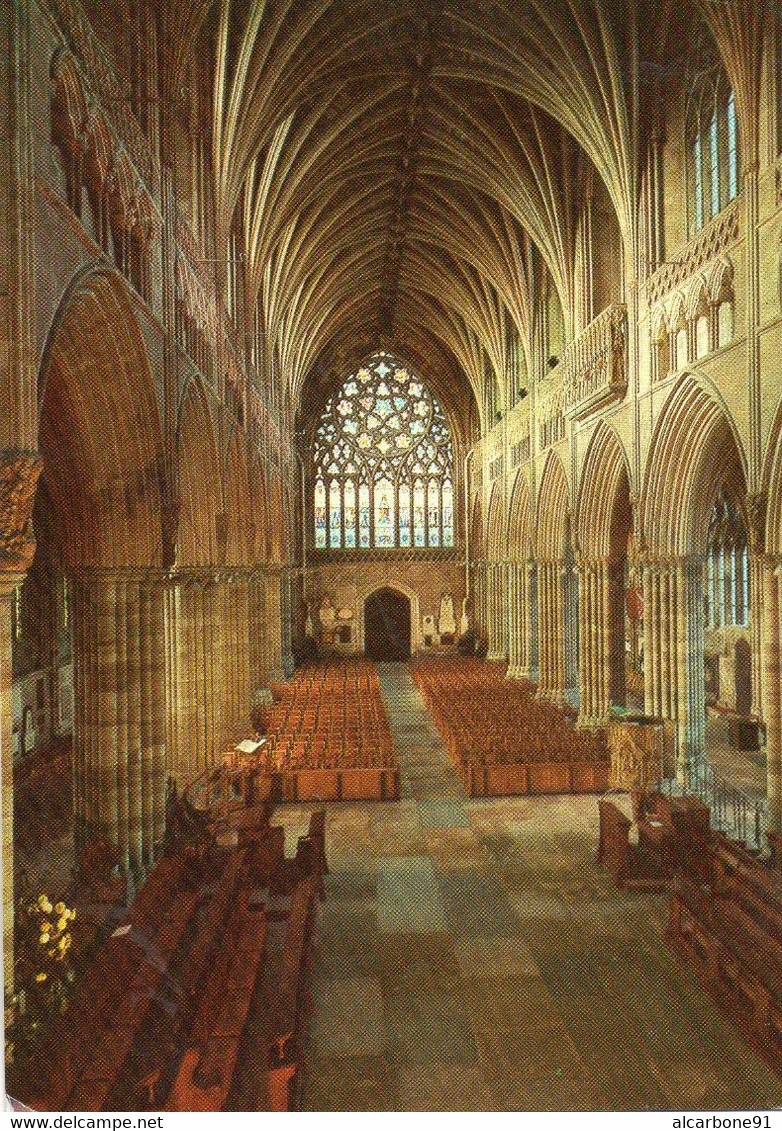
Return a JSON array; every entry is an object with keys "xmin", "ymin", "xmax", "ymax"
[
  {"xmin": 665, "ymin": 839, "xmax": 782, "ymax": 1075},
  {"xmin": 164, "ymin": 905, "xmax": 268, "ymax": 1111},
  {"xmin": 15, "ymin": 803, "xmax": 325, "ymax": 1113},
  {"xmin": 637, "ymin": 792, "xmax": 712, "ymax": 882},
  {"xmin": 295, "ymin": 810, "xmax": 328, "ymax": 897},
  {"xmin": 597, "ymin": 799, "xmax": 671, "ymax": 891},
  {"xmin": 267, "ymin": 878, "xmax": 319, "ymax": 1111}
]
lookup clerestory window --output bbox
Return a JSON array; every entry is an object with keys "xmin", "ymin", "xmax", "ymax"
[{"xmin": 686, "ymin": 73, "xmax": 739, "ymax": 237}]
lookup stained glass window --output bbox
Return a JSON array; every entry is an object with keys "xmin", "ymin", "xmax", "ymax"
[
  {"xmin": 399, "ymin": 483, "xmax": 411, "ymax": 547},
  {"xmin": 359, "ymin": 483, "xmax": 371, "ymax": 547},
  {"xmin": 344, "ymin": 479, "xmax": 356, "ymax": 548},
  {"xmin": 329, "ymin": 480, "xmax": 341, "ymax": 548},
  {"xmin": 312, "ymin": 351, "xmax": 455, "ymax": 550},
  {"xmin": 442, "ymin": 480, "xmax": 454, "ymax": 547},
  {"xmin": 413, "ymin": 479, "xmax": 426, "ymax": 547},
  {"xmin": 375, "ymin": 478, "xmax": 395, "ymax": 547},
  {"xmin": 314, "ymin": 479, "xmax": 327, "ymax": 548},
  {"xmin": 686, "ymin": 69, "xmax": 739, "ymax": 237}
]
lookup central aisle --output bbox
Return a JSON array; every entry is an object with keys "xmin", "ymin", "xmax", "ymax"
[{"xmin": 275, "ymin": 662, "xmax": 779, "ymax": 1112}]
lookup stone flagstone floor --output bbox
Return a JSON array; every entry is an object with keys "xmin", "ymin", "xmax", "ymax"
[{"xmin": 273, "ymin": 662, "xmax": 781, "ymax": 1112}]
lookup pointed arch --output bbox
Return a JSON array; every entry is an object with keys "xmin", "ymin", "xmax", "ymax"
[
  {"xmin": 507, "ymin": 470, "xmax": 533, "ymax": 561},
  {"xmin": 224, "ymin": 427, "xmax": 253, "ymax": 567},
  {"xmin": 470, "ymin": 491, "xmax": 484, "ymax": 562},
  {"xmin": 641, "ymin": 374, "xmax": 747, "ymax": 558},
  {"xmin": 38, "ymin": 268, "xmax": 163, "ymax": 567},
  {"xmin": 250, "ymin": 457, "xmax": 269, "ymax": 561},
  {"xmin": 537, "ymin": 450, "xmax": 570, "ymax": 561},
  {"xmin": 176, "ymin": 379, "xmax": 221, "ymax": 567},
  {"xmin": 765, "ymin": 396, "xmax": 782, "ymax": 557},
  {"xmin": 486, "ymin": 482, "xmax": 505, "ymax": 561},
  {"xmin": 269, "ymin": 476, "xmax": 285, "ymax": 563},
  {"xmin": 576, "ymin": 423, "xmax": 632, "ymax": 560}
]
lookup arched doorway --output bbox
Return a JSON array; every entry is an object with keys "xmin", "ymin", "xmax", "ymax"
[{"xmin": 364, "ymin": 588, "xmax": 411, "ymax": 661}]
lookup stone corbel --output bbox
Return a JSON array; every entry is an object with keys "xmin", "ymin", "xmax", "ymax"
[{"xmin": 0, "ymin": 451, "xmax": 43, "ymax": 574}]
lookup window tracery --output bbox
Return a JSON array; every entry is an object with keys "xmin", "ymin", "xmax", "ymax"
[
  {"xmin": 312, "ymin": 352, "xmax": 455, "ymax": 551},
  {"xmin": 706, "ymin": 487, "xmax": 749, "ymax": 629},
  {"xmin": 686, "ymin": 70, "xmax": 739, "ymax": 238}
]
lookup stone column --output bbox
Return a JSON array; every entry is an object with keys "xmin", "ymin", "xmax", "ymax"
[
  {"xmin": 507, "ymin": 560, "xmax": 538, "ymax": 681},
  {"xmin": 487, "ymin": 561, "xmax": 507, "ymax": 661},
  {"xmin": 506, "ymin": 562, "xmax": 520, "ymax": 677},
  {"xmin": 760, "ymin": 559, "xmax": 782, "ymax": 833},
  {"xmin": 472, "ymin": 562, "xmax": 487, "ymax": 642},
  {"xmin": 216, "ymin": 570, "xmax": 251, "ymax": 740},
  {"xmin": 578, "ymin": 557, "xmax": 624, "ymax": 727},
  {"xmin": 537, "ymin": 559, "xmax": 564, "ymax": 703},
  {"xmin": 0, "ymin": 451, "xmax": 43, "ymax": 989},
  {"xmin": 747, "ymin": 495, "xmax": 766, "ymax": 721},
  {"xmin": 527, "ymin": 562, "xmax": 538, "ymax": 680},
  {"xmin": 263, "ymin": 567, "xmax": 285, "ymax": 683},
  {"xmin": 248, "ymin": 567, "xmax": 270, "ymax": 697},
  {"xmin": 578, "ymin": 559, "xmax": 604, "ymax": 726},
  {"xmin": 166, "ymin": 568, "xmax": 253, "ymax": 780},
  {"xmin": 280, "ymin": 568, "xmax": 295, "ymax": 678},
  {"xmin": 643, "ymin": 561, "xmax": 674, "ymax": 726},
  {"xmin": 71, "ymin": 568, "xmax": 167, "ymax": 877},
  {"xmin": 642, "ymin": 557, "xmax": 706, "ymax": 786},
  {"xmin": 675, "ymin": 557, "xmax": 706, "ymax": 786},
  {"xmin": 607, "ymin": 560, "xmax": 627, "ymax": 707},
  {"xmin": 562, "ymin": 561, "xmax": 579, "ymax": 702},
  {"xmin": 1, "ymin": 576, "xmax": 23, "ymax": 992}
]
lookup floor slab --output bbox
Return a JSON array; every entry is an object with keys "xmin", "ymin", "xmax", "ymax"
[{"xmin": 300, "ymin": 662, "xmax": 782, "ymax": 1112}]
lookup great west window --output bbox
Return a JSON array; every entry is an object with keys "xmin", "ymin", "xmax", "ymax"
[{"xmin": 312, "ymin": 352, "xmax": 455, "ymax": 551}]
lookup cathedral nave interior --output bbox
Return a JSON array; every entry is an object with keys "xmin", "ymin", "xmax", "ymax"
[{"xmin": 1, "ymin": 0, "xmax": 781, "ymax": 1112}]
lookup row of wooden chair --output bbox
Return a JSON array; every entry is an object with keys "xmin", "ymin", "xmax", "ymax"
[
  {"xmin": 412, "ymin": 657, "xmax": 609, "ymax": 770},
  {"xmin": 259, "ymin": 658, "xmax": 396, "ymax": 773}
]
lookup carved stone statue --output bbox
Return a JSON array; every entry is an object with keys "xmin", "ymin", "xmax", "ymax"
[
  {"xmin": 318, "ymin": 594, "xmax": 336, "ymax": 641},
  {"xmin": 438, "ymin": 592, "xmax": 457, "ymax": 639},
  {"xmin": 610, "ymin": 305, "xmax": 626, "ymax": 388},
  {"xmin": 0, "ymin": 451, "xmax": 43, "ymax": 573}
]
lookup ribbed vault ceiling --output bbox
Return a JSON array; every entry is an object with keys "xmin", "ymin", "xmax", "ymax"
[{"xmin": 162, "ymin": 0, "xmax": 763, "ymax": 431}]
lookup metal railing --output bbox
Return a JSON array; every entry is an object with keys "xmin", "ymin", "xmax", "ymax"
[{"xmin": 659, "ymin": 757, "xmax": 769, "ymax": 851}]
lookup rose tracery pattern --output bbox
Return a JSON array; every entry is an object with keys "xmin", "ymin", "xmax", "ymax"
[{"xmin": 313, "ymin": 352, "xmax": 454, "ymax": 550}]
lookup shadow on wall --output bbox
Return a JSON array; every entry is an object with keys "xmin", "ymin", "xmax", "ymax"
[{"xmin": 364, "ymin": 588, "xmax": 411, "ymax": 661}]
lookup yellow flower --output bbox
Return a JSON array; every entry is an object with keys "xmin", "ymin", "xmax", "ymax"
[
  {"xmin": 70, "ymin": 908, "xmax": 76, "ymax": 921},
  {"xmin": 35, "ymin": 972, "xmax": 47, "ymax": 983},
  {"xmin": 56, "ymin": 917, "xmax": 68, "ymax": 932},
  {"xmin": 39, "ymin": 933, "xmax": 50, "ymax": 945},
  {"xmin": 40, "ymin": 920, "xmax": 52, "ymax": 934},
  {"xmin": 37, "ymin": 896, "xmax": 52, "ymax": 914},
  {"xmin": 47, "ymin": 948, "xmax": 56, "ymax": 958},
  {"xmin": 54, "ymin": 901, "xmax": 66, "ymax": 915}
]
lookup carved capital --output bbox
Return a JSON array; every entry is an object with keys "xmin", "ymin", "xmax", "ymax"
[{"xmin": 0, "ymin": 451, "xmax": 43, "ymax": 574}]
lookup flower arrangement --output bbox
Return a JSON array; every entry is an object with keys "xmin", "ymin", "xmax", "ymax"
[{"xmin": 5, "ymin": 893, "xmax": 76, "ymax": 1067}]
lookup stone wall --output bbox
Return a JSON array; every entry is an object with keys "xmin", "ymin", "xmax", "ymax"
[{"xmin": 304, "ymin": 561, "xmax": 465, "ymax": 656}]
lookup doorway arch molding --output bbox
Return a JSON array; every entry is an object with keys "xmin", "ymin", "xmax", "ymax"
[{"xmin": 356, "ymin": 579, "xmax": 421, "ymax": 655}]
